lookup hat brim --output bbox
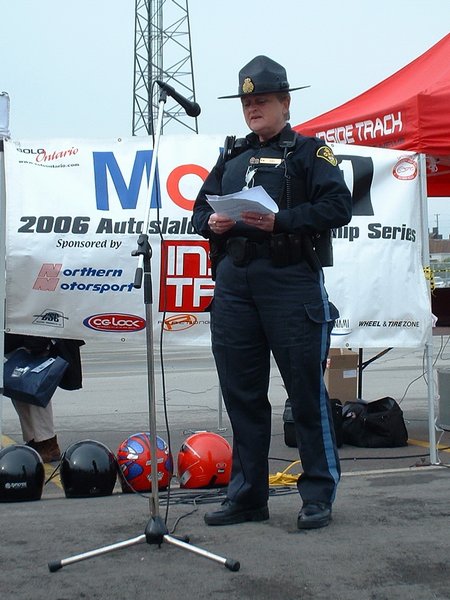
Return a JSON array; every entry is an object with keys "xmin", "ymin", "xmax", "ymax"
[{"xmin": 218, "ymin": 85, "xmax": 310, "ymax": 99}]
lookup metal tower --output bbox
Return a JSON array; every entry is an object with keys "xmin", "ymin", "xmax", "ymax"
[{"xmin": 132, "ymin": 0, "xmax": 199, "ymax": 136}]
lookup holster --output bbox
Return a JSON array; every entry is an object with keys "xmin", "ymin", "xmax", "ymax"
[
  {"xmin": 313, "ymin": 230, "xmax": 333, "ymax": 267},
  {"xmin": 226, "ymin": 237, "xmax": 251, "ymax": 266},
  {"xmin": 302, "ymin": 235, "xmax": 322, "ymax": 272}
]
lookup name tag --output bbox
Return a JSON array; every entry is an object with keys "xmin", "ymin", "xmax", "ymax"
[
  {"xmin": 260, "ymin": 157, "xmax": 283, "ymax": 165},
  {"xmin": 249, "ymin": 157, "xmax": 283, "ymax": 166}
]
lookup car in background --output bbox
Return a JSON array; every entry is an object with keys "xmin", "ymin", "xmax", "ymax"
[{"xmin": 433, "ymin": 276, "xmax": 446, "ymax": 288}]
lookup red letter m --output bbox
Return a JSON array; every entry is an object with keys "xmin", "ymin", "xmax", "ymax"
[{"xmin": 33, "ymin": 263, "xmax": 62, "ymax": 292}]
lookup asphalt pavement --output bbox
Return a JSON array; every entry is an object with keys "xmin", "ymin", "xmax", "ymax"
[{"xmin": 0, "ymin": 340, "xmax": 449, "ymax": 600}]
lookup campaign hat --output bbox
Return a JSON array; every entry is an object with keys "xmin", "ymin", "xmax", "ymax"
[{"xmin": 218, "ymin": 55, "xmax": 309, "ymax": 99}]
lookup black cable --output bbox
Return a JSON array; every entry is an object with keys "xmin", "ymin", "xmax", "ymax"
[
  {"xmin": 155, "ymin": 191, "xmax": 174, "ymax": 526},
  {"xmin": 169, "ymin": 504, "xmax": 199, "ymax": 535},
  {"xmin": 44, "ymin": 460, "xmax": 62, "ymax": 486},
  {"xmin": 340, "ymin": 453, "xmax": 429, "ymax": 461},
  {"xmin": 269, "ymin": 449, "xmax": 450, "ymax": 462}
]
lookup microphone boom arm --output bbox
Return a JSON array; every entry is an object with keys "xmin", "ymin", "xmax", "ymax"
[{"xmin": 155, "ymin": 80, "xmax": 201, "ymax": 118}]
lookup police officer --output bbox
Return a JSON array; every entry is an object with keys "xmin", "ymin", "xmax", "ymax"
[{"xmin": 192, "ymin": 56, "xmax": 352, "ymax": 529}]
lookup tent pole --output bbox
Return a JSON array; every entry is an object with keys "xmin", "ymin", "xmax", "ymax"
[
  {"xmin": 418, "ymin": 153, "xmax": 438, "ymax": 464},
  {"xmin": 0, "ymin": 140, "xmax": 6, "ymax": 449},
  {"xmin": 425, "ymin": 340, "xmax": 438, "ymax": 464},
  {"xmin": 0, "ymin": 93, "xmax": 9, "ymax": 449}
]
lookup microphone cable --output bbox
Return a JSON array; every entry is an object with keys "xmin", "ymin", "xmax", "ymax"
[{"xmin": 147, "ymin": 80, "xmax": 175, "ymax": 525}]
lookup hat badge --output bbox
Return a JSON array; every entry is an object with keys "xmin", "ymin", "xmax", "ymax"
[{"xmin": 242, "ymin": 77, "xmax": 255, "ymax": 94}]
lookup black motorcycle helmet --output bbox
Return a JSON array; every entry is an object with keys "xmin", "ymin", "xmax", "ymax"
[
  {"xmin": 0, "ymin": 445, "xmax": 45, "ymax": 502},
  {"xmin": 60, "ymin": 439, "xmax": 117, "ymax": 498}
]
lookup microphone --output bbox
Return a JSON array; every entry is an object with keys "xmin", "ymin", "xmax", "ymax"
[{"xmin": 155, "ymin": 80, "xmax": 201, "ymax": 118}]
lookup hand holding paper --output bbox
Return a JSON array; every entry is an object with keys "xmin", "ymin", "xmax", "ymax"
[{"xmin": 206, "ymin": 185, "xmax": 279, "ymax": 221}]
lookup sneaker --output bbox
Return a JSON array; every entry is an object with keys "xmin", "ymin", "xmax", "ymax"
[
  {"xmin": 204, "ymin": 499, "xmax": 269, "ymax": 526},
  {"xmin": 297, "ymin": 502, "xmax": 332, "ymax": 530}
]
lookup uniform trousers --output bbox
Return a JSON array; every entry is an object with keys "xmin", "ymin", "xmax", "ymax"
[{"xmin": 211, "ymin": 254, "xmax": 340, "ymax": 508}]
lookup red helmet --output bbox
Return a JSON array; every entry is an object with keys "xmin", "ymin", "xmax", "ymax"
[
  {"xmin": 116, "ymin": 433, "xmax": 173, "ymax": 493},
  {"xmin": 177, "ymin": 432, "xmax": 232, "ymax": 489}
]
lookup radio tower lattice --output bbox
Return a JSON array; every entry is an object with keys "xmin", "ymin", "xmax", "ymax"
[{"xmin": 133, "ymin": 0, "xmax": 199, "ymax": 135}]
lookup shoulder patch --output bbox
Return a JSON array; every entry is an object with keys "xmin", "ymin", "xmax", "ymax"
[{"xmin": 316, "ymin": 146, "xmax": 338, "ymax": 166}]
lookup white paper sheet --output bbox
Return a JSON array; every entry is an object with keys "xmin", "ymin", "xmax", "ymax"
[{"xmin": 206, "ymin": 185, "xmax": 279, "ymax": 221}]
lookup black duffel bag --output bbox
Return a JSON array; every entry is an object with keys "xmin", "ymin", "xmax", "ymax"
[{"xmin": 342, "ymin": 397, "xmax": 408, "ymax": 448}]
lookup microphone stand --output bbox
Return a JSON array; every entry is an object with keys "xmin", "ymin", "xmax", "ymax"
[{"xmin": 48, "ymin": 89, "xmax": 240, "ymax": 573}]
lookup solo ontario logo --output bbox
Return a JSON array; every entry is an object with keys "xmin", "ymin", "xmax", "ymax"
[{"xmin": 83, "ymin": 313, "xmax": 146, "ymax": 332}]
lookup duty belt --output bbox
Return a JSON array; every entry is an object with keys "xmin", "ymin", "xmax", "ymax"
[{"xmin": 225, "ymin": 234, "xmax": 303, "ymax": 267}]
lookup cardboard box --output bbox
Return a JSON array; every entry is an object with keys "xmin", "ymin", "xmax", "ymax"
[{"xmin": 325, "ymin": 349, "xmax": 359, "ymax": 402}]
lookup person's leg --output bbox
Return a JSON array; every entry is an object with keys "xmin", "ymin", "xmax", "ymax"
[
  {"xmin": 253, "ymin": 262, "xmax": 340, "ymax": 527},
  {"xmin": 213, "ymin": 340, "xmax": 271, "ymax": 507},
  {"xmin": 205, "ymin": 258, "xmax": 271, "ymax": 524},
  {"xmin": 11, "ymin": 399, "xmax": 61, "ymax": 462},
  {"xmin": 271, "ymin": 317, "xmax": 340, "ymax": 505},
  {"xmin": 11, "ymin": 399, "xmax": 37, "ymax": 443}
]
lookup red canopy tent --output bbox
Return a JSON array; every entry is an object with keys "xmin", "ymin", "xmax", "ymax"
[{"xmin": 295, "ymin": 33, "xmax": 450, "ymax": 197}]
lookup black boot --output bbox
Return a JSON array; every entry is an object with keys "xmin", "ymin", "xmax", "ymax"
[
  {"xmin": 204, "ymin": 499, "xmax": 269, "ymax": 526},
  {"xmin": 31, "ymin": 436, "xmax": 61, "ymax": 463},
  {"xmin": 297, "ymin": 502, "xmax": 332, "ymax": 529}
]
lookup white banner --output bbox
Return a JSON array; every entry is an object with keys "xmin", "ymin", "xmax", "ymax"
[
  {"xmin": 3, "ymin": 136, "xmax": 431, "ymax": 348},
  {"xmin": 325, "ymin": 144, "xmax": 431, "ymax": 347}
]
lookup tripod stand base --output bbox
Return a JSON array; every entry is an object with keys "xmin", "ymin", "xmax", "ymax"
[
  {"xmin": 48, "ymin": 519, "xmax": 240, "ymax": 572},
  {"xmin": 145, "ymin": 515, "xmax": 169, "ymax": 545},
  {"xmin": 161, "ymin": 533, "xmax": 240, "ymax": 571}
]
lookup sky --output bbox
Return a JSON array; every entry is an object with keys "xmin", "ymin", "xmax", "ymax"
[{"xmin": 1, "ymin": 0, "xmax": 450, "ymax": 230}]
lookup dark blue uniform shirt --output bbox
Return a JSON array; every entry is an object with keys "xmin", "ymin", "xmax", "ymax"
[{"xmin": 192, "ymin": 124, "xmax": 352, "ymax": 243}]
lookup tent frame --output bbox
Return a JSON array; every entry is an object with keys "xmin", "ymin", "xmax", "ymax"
[
  {"xmin": 419, "ymin": 154, "xmax": 438, "ymax": 464},
  {"xmin": 0, "ymin": 140, "xmax": 6, "ymax": 448}
]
